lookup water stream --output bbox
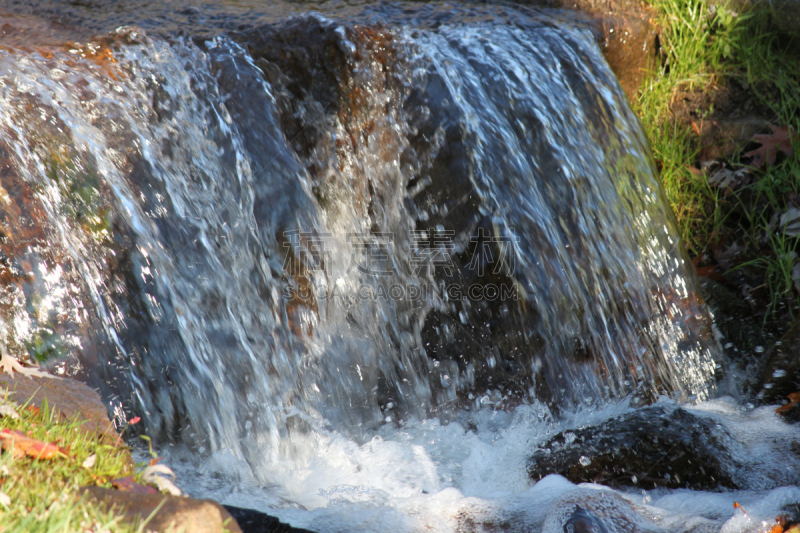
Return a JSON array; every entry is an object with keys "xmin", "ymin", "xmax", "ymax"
[{"xmin": 0, "ymin": 2, "xmax": 797, "ymax": 532}]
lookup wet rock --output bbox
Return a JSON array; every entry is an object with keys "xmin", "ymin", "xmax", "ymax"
[
  {"xmin": 223, "ymin": 505, "xmax": 317, "ymax": 533},
  {"xmin": 528, "ymin": 404, "xmax": 740, "ymax": 490},
  {"xmin": 542, "ymin": 487, "xmax": 671, "ymax": 532},
  {"xmin": 535, "ymin": 0, "xmax": 657, "ymax": 101},
  {"xmin": 755, "ymin": 317, "xmax": 800, "ymax": 404},
  {"xmin": 598, "ymin": 14, "xmax": 657, "ymax": 101},
  {"xmin": 81, "ymin": 487, "xmax": 242, "ymax": 533},
  {"xmin": 0, "ymin": 372, "xmax": 116, "ymax": 439},
  {"xmin": 698, "ymin": 275, "xmax": 776, "ymax": 363}
]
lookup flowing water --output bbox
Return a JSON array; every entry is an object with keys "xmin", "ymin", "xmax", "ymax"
[{"xmin": 0, "ymin": 2, "xmax": 796, "ymax": 532}]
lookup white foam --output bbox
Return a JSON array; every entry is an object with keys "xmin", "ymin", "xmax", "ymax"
[{"xmin": 167, "ymin": 396, "xmax": 800, "ymax": 533}]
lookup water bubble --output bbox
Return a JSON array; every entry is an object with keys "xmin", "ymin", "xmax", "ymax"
[
  {"xmin": 579, "ymin": 456, "xmax": 591, "ymax": 466},
  {"xmin": 631, "ymin": 475, "xmax": 638, "ymax": 484},
  {"xmin": 754, "ymin": 346, "xmax": 764, "ymax": 353},
  {"xmin": 772, "ymin": 369, "xmax": 787, "ymax": 378}
]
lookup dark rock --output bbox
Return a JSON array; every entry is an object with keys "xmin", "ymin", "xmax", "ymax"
[
  {"xmin": 756, "ymin": 317, "xmax": 800, "ymax": 404},
  {"xmin": 528, "ymin": 404, "xmax": 740, "ymax": 490},
  {"xmin": 81, "ymin": 487, "xmax": 242, "ymax": 533},
  {"xmin": 223, "ymin": 505, "xmax": 317, "ymax": 533},
  {"xmin": 698, "ymin": 275, "xmax": 777, "ymax": 366},
  {"xmin": 0, "ymin": 372, "xmax": 117, "ymax": 439}
]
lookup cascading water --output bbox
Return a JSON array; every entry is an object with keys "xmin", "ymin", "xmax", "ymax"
[{"xmin": 0, "ymin": 3, "xmax": 798, "ymax": 532}]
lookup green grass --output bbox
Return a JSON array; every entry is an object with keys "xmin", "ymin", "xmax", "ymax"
[
  {"xmin": 0, "ymin": 396, "xmax": 140, "ymax": 533},
  {"xmin": 636, "ymin": 0, "xmax": 800, "ymax": 321}
]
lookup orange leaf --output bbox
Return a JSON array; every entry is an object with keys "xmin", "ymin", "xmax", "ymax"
[
  {"xmin": 776, "ymin": 392, "xmax": 800, "ymax": 414},
  {"xmin": 0, "ymin": 429, "xmax": 68, "ymax": 460},
  {"xmin": 743, "ymin": 125, "xmax": 797, "ymax": 169}
]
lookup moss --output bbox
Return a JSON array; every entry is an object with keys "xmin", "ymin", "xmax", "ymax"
[{"xmin": 44, "ymin": 149, "xmax": 111, "ymax": 244}]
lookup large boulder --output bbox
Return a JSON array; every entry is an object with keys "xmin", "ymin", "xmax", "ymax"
[
  {"xmin": 0, "ymin": 371, "xmax": 117, "ymax": 439},
  {"xmin": 528, "ymin": 404, "xmax": 741, "ymax": 490},
  {"xmin": 81, "ymin": 487, "xmax": 243, "ymax": 533}
]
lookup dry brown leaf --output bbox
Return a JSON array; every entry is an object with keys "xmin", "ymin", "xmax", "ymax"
[
  {"xmin": 743, "ymin": 125, "xmax": 797, "ymax": 168},
  {"xmin": 708, "ymin": 166, "xmax": 751, "ymax": 191},
  {"xmin": 0, "ymin": 353, "xmax": 48, "ymax": 378}
]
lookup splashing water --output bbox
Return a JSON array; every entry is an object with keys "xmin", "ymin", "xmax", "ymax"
[{"xmin": 0, "ymin": 3, "xmax": 794, "ymax": 532}]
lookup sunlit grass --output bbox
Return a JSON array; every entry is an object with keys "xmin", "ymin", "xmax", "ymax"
[
  {"xmin": 0, "ymin": 395, "xmax": 139, "ymax": 533},
  {"xmin": 636, "ymin": 0, "xmax": 800, "ymax": 319}
]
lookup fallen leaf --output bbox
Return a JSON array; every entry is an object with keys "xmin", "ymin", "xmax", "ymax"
[
  {"xmin": 743, "ymin": 125, "xmax": 797, "ymax": 168},
  {"xmin": 0, "ymin": 404, "xmax": 19, "ymax": 420},
  {"xmin": 714, "ymin": 241, "xmax": 745, "ymax": 271},
  {"xmin": 776, "ymin": 392, "xmax": 800, "ymax": 414},
  {"xmin": 0, "ymin": 353, "xmax": 48, "ymax": 378},
  {"xmin": 110, "ymin": 476, "xmax": 158, "ymax": 494},
  {"xmin": 793, "ymin": 264, "xmax": 800, "ymax": 295},
  {"xmin": 82, "ymin": 453, "xmax": 96, "ymax": 469},
  {"xmin": 778, "ymin": 207, "xmax": 800, "ymax": 237},
  {"xmin": 734, "ymin": 501, "xmax": 747, "ymax": 515},
  {"xmin": 695, "ymin": 265, "xmax": 726, "ymax": 283},
  {"xmin": 708, "ymin": 166, "xmax": 751, "ymax": 191},
  {"xmin": 142, "ymin": 463, "xmax": 182, "ymax": 496},
  {"xmin": 0, "ymin": 429, "xmax": 69, "ymax": 460}
]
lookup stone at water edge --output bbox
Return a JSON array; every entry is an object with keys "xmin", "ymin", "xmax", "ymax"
[
  {"xmin": 0, "ymin": 372, "xmax": 117, "ymax": 440},
  {"xmin": 223, "ymin": 505, "xmax": 318, "ymax": 533},
  {"xmin": 755, "ymin": 316, "xmax": 800, "ymax": 410},
  {"xmin": 81, "ymin": 487, "xmax": 243, "ymax": 533},
  {"xmin": 527, "ymin": 404, "xmax": 742, "ymax": 490}
]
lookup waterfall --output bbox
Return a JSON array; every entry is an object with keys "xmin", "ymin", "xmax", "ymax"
[{"xmin": 0, "ymin": 9, "xmax": 719, "ymax": 468}]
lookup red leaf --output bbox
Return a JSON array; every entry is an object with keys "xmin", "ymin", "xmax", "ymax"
[
  {"xmin": 743, "ymin": 125, "xmax": 797, "ymax": 168},
  {"xmin": 0, "ymin": 428, "xmax": 69, "ymax": 460}
]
